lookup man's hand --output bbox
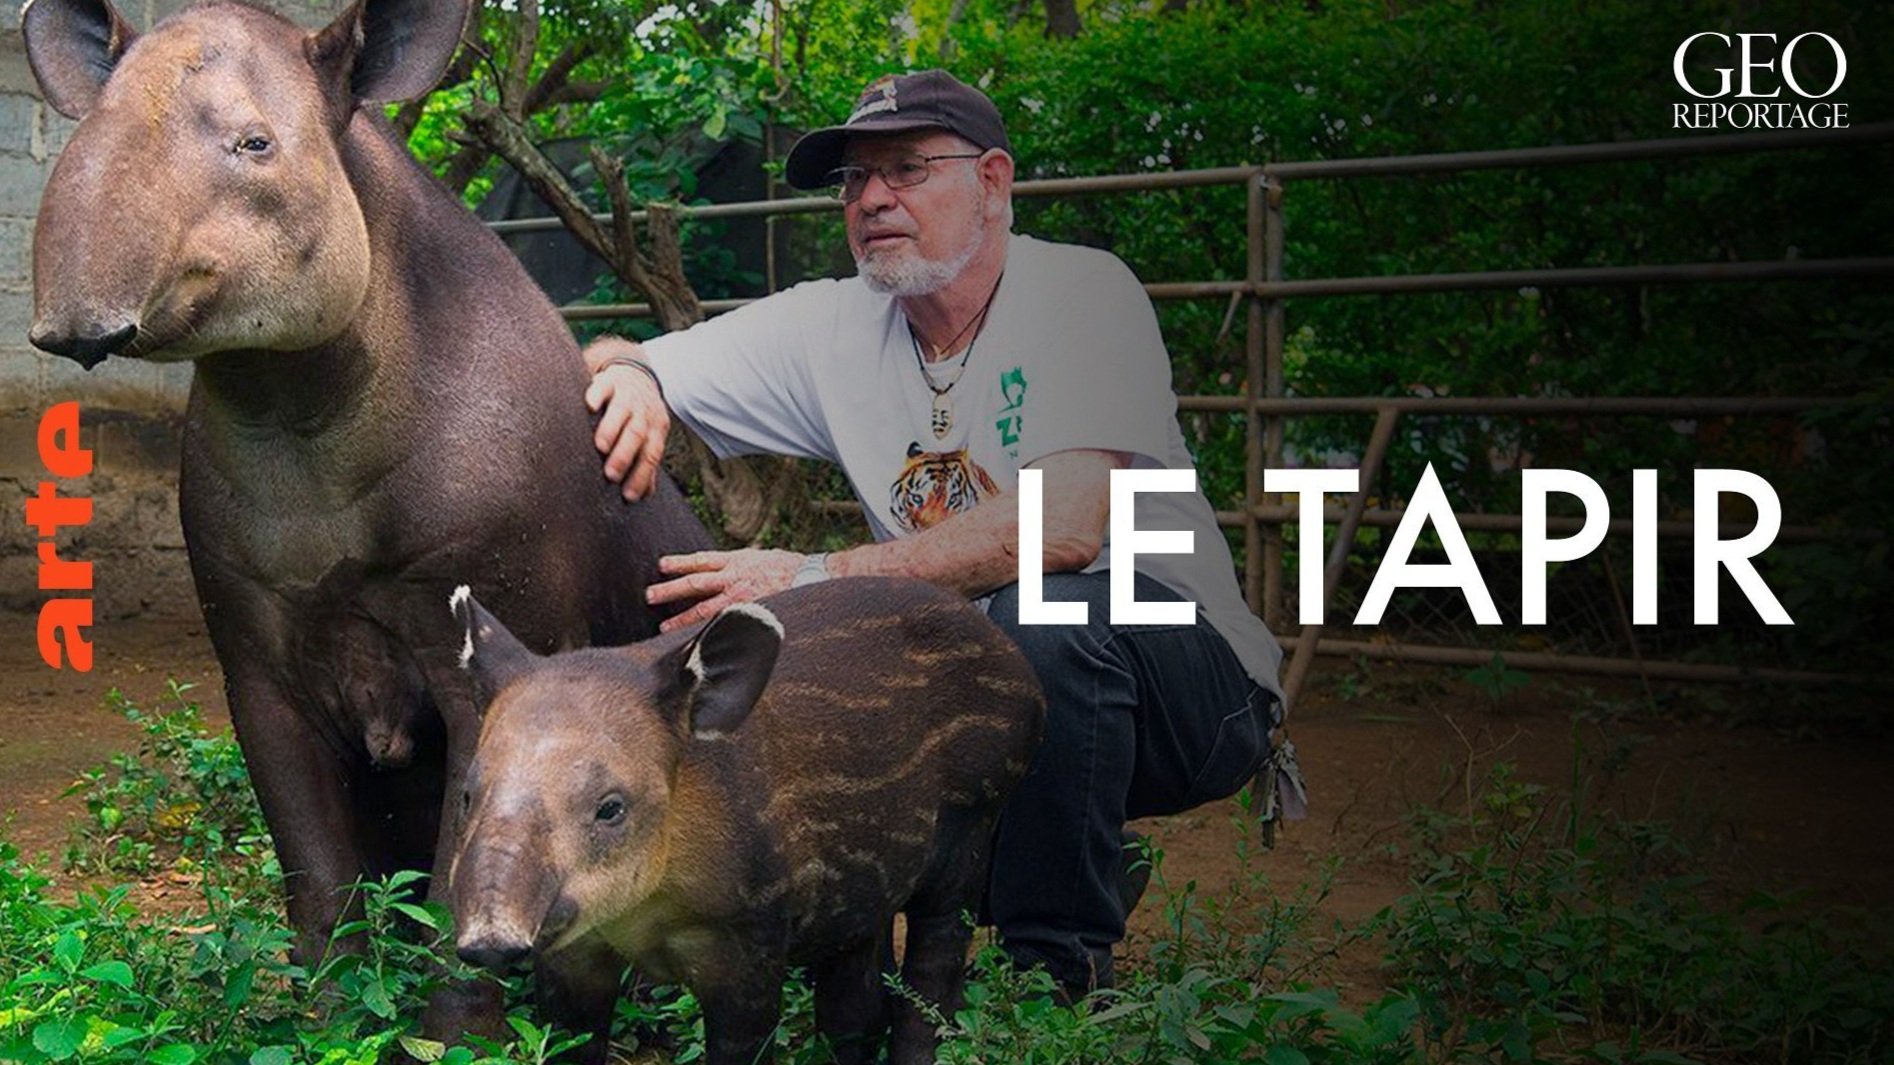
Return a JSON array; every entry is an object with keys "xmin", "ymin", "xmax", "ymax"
[
  {"xmin": 582, "ymin": 336, "xmax": 670, "ymax": 501},
  {"xmin": 647, "ymin": 549, "xmax": 808, "ymax": 632}
]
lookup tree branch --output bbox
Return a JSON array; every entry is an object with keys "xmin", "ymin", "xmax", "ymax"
[
  {"xmin": 593, "ymin": 147, "xmax": 703, "ymax": 332},
  {"xmin": 436, "ymin": 40, "xmax": 599, "ymax": 196},
  {"xmin": 463, "ymin": 99, "xmax": 609, "ymax": 251},
  {"xmin": 530, "ymin": 80, "xmax": 607, "ymax": 109},
  {"xmin": 522, "ymin": 42, "xmax": 598, "ymax": 113},
  {"xmin": 503, "ymin": 0, "xmax": 540, "ymax": 120}
]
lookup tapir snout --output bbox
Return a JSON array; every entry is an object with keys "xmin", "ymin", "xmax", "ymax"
[
  {"xmin": 455, "ymin": 926, "xmax": 531, "ymax": 972},
  {"xmin": 27, "ymin": 318, "xmax": 139, "ymax": 370},
  {"xmin": 451, "ymin": 812, "xmax": 575, "ymax": 972},
  {"xmin": 25, "ymin": 0, "xmax": 378, "ymax": 370}
]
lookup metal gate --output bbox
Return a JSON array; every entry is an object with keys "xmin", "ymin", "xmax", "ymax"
[{"xmin": 493, "ymin": 122, "xmax": 1894, "ymax": 705}]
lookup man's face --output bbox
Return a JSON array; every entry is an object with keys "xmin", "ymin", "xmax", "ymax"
[{"xmin": 843, "ymin": 131, "xmax": 992, "ymax": 296}]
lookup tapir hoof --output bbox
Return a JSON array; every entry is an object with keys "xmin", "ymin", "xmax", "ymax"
[{"xmin": 420, "ymin": 979, "xmax": 509, "ymax": 1055}]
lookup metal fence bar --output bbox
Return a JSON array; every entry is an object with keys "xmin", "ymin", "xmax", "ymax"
[
  {"xmin": 1259, "ymin": 256, "xmax": 1894, "ymax": 298},
  {"xmin": 1280, "ymin": 409, "xmax": 1402, "ymax": 710},
  {"xmin": 492, "ymin": 165, "xmax": 1267, "ymax": 235},
  {"xmin": 1140, "ymin": 256, "xmax": 1894, "ymax": 300},
  {"xmin": 1183, "ymin": 395, "xmax": 1872, "ymax": 416},
  {"xmin": 1212, "ymin": 505, "xmax": 1879, "ymax": 545},
  {"xmin": 1249, "ymin": 174, "xmax": 1274, "ymax": 621},
  {"xmin": 1258, "ymin": 174, "xmax": 1287, "ymax": 628},
  {"xmin": 1263, "ymin": 122, "xmax": 1894, "ymax": 180},
  {"xmin": 494, "ymin": 124, "xmax": 1891, "ymax": 236},
  {"xmin": 1014, "ymin": 166, "xmax": 1265, "ymax": 196},
  {"xmin": 1276, "ymin": 636, "xmax": 1887, "ymax": 690},
  {"xmin": 560, "ymin": 257, "xmax": 1894, "ymax": 321},
  {"xmin": 492, "ymin": 197, "xmax": 839, "ymax": 233},
  {"xmin": 561, "ymin": 298, "xmax": 754, "ymax": 320}
]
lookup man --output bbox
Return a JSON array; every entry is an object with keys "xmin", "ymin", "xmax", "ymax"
[{"xmin": 582, "ymin": 69, "xmax": 1285, "ymax": 997}]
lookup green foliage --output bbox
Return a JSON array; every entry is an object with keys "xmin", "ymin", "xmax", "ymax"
[
  {"xmin": 1464, "ymin": 653, "xmax": 1531, "ymax": 704},
  {"xmin": 893, "ymin": 820, "xmax": 1422, "ymax": 1064},
  {"xmin": 404, "ymin": 0, "xmax": 784, "ymax": 210},
  {"xmin": 5, "ymin": 690, "xmax": 586, "ymax": 1065},
  {"xmin": 61, "ymin": 683, "xmax": 270, "ymax": 888},
  {"xmin": 0, "ymin": 840, "xmax": 574, "ymax": 1065},
  {"xmin": 9, "ymin": 688, "xmax": 1894, "ymax": 1062},
  {"xmin": 1378, "ymin": 760, "xmax": 1894, "ymax": 1063}
]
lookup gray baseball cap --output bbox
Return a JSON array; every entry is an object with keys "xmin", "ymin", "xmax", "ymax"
[{"xmin": 783, "ymin": 70, "xmax": 1012, "ymax": 191}]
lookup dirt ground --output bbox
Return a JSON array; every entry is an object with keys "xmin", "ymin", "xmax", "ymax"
[{"xmin": 2, "ymin": 611, "xmax": 1891, "ymax": 995}]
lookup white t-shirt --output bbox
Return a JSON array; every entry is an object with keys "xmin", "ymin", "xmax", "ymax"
[{"xmin": 643, "ymin": 234, "xmax": 1284, "ymax": 700}]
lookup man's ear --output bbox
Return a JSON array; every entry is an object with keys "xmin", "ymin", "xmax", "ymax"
[
  {"xmin": 977, "ymin": 148, "xmax": 1015, "ymax": 205},
  {"xmin": 307, "ymin": 0, "xmax": 470, "ymax": 109},
  {"xmin": 656, "ymin": 604, "xmax": 784, "ymax": 740},
  {"xmin": 22, "ymin": 0, "xmax": 141, "ymax": 119},
  {"xmin": 450, "ymin": 585, "xmax": 537, "ymax": 713}
]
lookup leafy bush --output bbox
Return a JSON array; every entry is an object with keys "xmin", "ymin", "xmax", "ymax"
[
  {"xmin": 9, "ymin": 688, "xmax": 1892, "ymax": 1063},
  {"xmin": 896, "ymin": 808, "xmax": 1424, "ymax": 1065},
  {"xmin": 1379, "ymin": 762, "xmax": 1894, "ymax": 1063},
  {"xmin": 61, "ymin": 683, "xmax": 269, "ymax": 886},
  {"xmin": 0, "ymin": 844, "xmax": 580, "ymax": 1065}
]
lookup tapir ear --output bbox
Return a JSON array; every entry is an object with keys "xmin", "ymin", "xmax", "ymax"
[
  {"xmin": 661, "ymin": 604, "xmax": 783, "ymax": 741},
  {"xmin": 22, "ymin": 0, "xmax": 141, "ymax": 119},
  {"xmin": 450, "ymin": 585, "xmax": 536, "ymax": 711},
  {"xmin": 308, "ymin": 0, "xmax": 470, "ymax": 107}
]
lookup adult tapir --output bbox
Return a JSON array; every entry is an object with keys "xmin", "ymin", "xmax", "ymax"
[{"xmin": 22, "ymin": 0, "xmax": 712, "ymax": 1035}]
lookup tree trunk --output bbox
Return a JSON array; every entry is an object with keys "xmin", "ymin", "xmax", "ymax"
[
  {"xmin": 1043, "ymin": 0, "xmax": 1081, "ymax": 38},
  {"xmin": 460, "ymin": 101, "xmax": 781, "ymax": 541}
]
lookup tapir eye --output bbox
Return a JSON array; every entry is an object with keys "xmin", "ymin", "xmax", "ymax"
[
  {"xmin": 594, "ymin": 796, "xmax": 627, "ymax": 825},
  {"xmin": 234, "ymin": 132, "xmax": 275, "ymax": 158}
]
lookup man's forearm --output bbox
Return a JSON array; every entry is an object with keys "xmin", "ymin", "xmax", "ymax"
[
  {"xmin": 826, "ymin": 451, "xmax": 1119, "ymax": 598},
  {"xmin": 827, "ymin": 498, "xmax": 1021, "ymax": 597}
]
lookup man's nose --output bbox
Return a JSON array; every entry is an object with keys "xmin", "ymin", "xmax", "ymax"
[{"xmin": 854, "ymin": 170, "xmax": 900, "ymax": 211}]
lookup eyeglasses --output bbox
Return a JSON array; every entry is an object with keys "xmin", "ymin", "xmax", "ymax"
[{"xmin": 826, "ymin": 152, "xmax": 985, "ymax": 202}]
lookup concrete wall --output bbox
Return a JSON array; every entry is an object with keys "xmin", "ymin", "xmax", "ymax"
[{"xmin": 1, "ymin": 0, "xmax": 346, "ymax": 622}]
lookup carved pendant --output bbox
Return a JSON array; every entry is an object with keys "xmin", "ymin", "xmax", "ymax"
[{"xmin": 930, "ymin": 393, "xmax": 953, "ymax": 439}]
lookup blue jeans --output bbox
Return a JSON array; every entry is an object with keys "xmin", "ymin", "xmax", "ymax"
[{"xmin": 984, "ymin": 572, "xmax": 1276, "ymax": 992}]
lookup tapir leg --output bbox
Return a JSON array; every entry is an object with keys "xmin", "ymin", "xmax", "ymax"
[
  {"xmin": 695, "ymin": 948, "xmax": 788, "ymax": 1065},
  {"xmin": 225, "ymin": 673, "xmax": 367, "ymax": 967},
  {"xmin": 811, "ymin": 932, "xmax": 892, "ymax": 1065},
  {"xmin": 891, "ymin": 910, "xmax": 972, "ymax": 1065},
  {"xmin": 535, "ymin": 941, "xmax": 625, "ymax": 1065},
  {"xmin": 890, "ymin": 808, "xmax": 998, "ymax": 1064}
]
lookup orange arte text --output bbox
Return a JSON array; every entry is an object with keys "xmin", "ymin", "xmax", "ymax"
[{"xmin": 28, "ymin": 402, "xmax": 94, "ymax": 671}]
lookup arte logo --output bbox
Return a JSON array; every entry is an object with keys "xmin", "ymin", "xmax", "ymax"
[
  {"xmin": 25, "ymin": 402, "xmax": 95, "ymax": 671},
  {"xmin": 1672, "ymin": 32, "xmax": 1849, "ymax": 130}
]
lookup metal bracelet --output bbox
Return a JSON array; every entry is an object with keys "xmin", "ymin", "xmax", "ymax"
[
  {"xmin": 598, "ymin": 354, "xmax": 666, "ymax": 403},
  {"xmin": 791, "ymin": 552, "xmax": 832, "ymax": 588}
]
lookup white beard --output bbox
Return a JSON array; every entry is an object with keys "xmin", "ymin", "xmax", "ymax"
[{"xmin": 856, "ymin": 191, "xmax": 988, "ymax": 297}]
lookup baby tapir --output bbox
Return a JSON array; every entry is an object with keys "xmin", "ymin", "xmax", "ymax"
[{"xmin": 447, "ymin": 577, "xmax": 1044, "ymax": 1065}]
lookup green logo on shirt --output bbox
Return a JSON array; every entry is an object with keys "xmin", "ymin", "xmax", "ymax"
[{"xmin": 996, "ymin": 366, "xmax": 1027, "ymax": 456}]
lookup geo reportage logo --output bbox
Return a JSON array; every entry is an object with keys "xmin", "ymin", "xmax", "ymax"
[{"xmin": 1672, "ymin": 32, "xmax": 1850, "ymax": 130}]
